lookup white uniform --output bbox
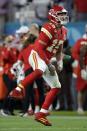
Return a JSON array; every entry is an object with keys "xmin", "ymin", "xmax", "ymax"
[{"xmin": 29, "ymin": 50, "xmax": 61, "ymax": 88}]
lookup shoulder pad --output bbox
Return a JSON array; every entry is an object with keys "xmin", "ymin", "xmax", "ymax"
[{"xmin": 42, "ymin": 22, "xmax": 55, "ymax": 31}]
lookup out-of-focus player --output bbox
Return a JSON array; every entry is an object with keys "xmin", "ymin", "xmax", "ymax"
[
  {"xmin": 71, "ymin": 26, "xmax": 87, "ymax": 114},
  {"xmin": 11, "ymin": 23, "xmax": 44, "ymax": 116},
  {"xmin": 18, "ymin": 5, "xmax": 69, "ymax": 126}
]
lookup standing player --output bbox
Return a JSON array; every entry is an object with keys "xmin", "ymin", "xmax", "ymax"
[
  {"xmin": 11, "ymin": 24, "xmax": 45, "ymax": 116},
  {"xmin": 18, "ymin": 5, "xmax": 69, "ymax": 126},
  {"xmin": 71, "ymin": 33, "xmax": 87, "ymax": 114}
]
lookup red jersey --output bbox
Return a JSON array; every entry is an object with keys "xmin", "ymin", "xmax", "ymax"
[
  {"xmin": 9, "ymin": 47, "xmax": 19, "ymax": 65},
  {"xmin": 72, "ymin": 38, "xmax": 87, "ymax": 91},
  {"xmin": 72, "ymin": 38, "xmax": 87, "ymax": 65},
  {"xmin": 0, "ymin": 46, "xmax": 10, "ymax": 64},
  {"xmin": 34, "ymin": 22, "xmax": 67, "ymax": 63},
  {"xmin": 18, "ymin": 45, "xmax": 34, "ymax": 71},
  {"xmin": 0, "ymin": 46, "xmax": 18, "ymax": 78}
]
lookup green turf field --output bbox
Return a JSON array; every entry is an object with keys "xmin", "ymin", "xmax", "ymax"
[{"xmin": 0, "ymin": 111, "xmax": 87, "ymax": 131}]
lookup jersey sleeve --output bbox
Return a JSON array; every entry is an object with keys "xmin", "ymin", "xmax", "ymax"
[
  {"xmin": 38, "ymin": 23, "xmax": 54, "ymax": 46},
  {"xmin": 62, "ymin": 26, "xmax": 68, "ymax": 40},
  {"xmin": 71, "ymin": 39, "xmax": 81, "ymax": 60},
  {"xmin": 18, "ymin": 51, "xmax": 23, "ymax": 61}
]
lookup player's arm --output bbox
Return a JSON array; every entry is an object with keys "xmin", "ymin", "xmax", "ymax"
[
  {"xmin": 71, "ymin": 40, "xmax": 80, "ymax": 60},
  {"xmin": 55, "ymin": 42, "xmax": 64, "ymax": 71},
  {"xmin": 71, "ymin": 40, "xmax": 80, "ymax": 68},
  {"xmin": 18, "ymin": 51, "xmax": 23, "ymax": 62},
  {"xmin": 36, "ymin": 38, "xmax": 50, "ymax": 64},
  {"xmin": 10, "ymin": 52, "xmax": 23, "ymax": 76},
  {"xmin": 36, "ymin": 24, "xmax": 54, "ymax": 64},
  {"xmin": 56, "ymin": 41, "xmax": 64, "ymax": 60},
  {"xmin": 38, "ymin": 23, "xmax": 53, "ymax": 49},
  {"xmin": 79, "ymin": 45, "xmax": 87, "ymax": 80},
  {"xmin": 79, "ymin": 45, "xmax": 87, "ymax": 69}
]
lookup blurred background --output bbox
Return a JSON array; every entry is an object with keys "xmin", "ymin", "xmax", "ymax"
[
  {"xmin": 0, "ymin": 0, "xmax": 87, "ymax": 117},
  {"xmin": 0, "ymin": 0, "xmax": 87, "ymax": 45}
]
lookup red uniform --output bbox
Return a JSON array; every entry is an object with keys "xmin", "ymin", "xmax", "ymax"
[
  {"xmin": 20, "ymin": 22, "xmax": 68, "ymax": 88},
  {"xmin": 0, "ymin": 46, "xmax": 8, "ymax": 99},
  {"xmin": 0, "ymin": 46, "xmax": 19, "ymax": 99},
  {"xmin": 18, "ymin": 5, "xmax": 69, "ymax": 126},
  {"xmin": 1, "ymin": 47, "xmax": 19, "ymax": 79},
  {"xmin": 9, "ymin": 48, "xmax": 19, "ymax": 65},
  {"xmin": 18, "ymin": 45, "xmax": 34, "ymax": 71},
  {"xmin": 0, "ymin": 46, "xmax": 9, "ymax": 64},
  {"xmin": 34, "ymin": 22, "xmax": 67, "ymax": 63},
  {"xmin": 0, "ymin": 46, "xmax": 10, "ymax": 75},
  {"xmin": 72, "ymin": 38, "xmax": 87, "ymax": 91}
]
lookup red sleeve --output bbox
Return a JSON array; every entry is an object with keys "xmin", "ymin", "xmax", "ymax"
[
  {"xmin": 35, "ymin": 41, "xmax": 50, "ymax": 64},
  {"xmin": 37, "ymin": 23, "xmax": 55, "ymax": 48},
  {"xmin": 18, "ymin": 51, "xmax": 23, "ymax": 61},
  {"xmin": 9, "ymin": 48, "xmax": 19, "ymax": 64},
  {"xmin": 61, "ymin": 26, "xmax": 68, "ymax": 41},
  {"xmin": 71, "ymin": 39, "xmax": 81, "ymax": 60},
  {"xmin": 34, "ymin": 23, "xmax": 55, "ymax": 64},
  {"xmin": 38, "ymin": 47, "xmax": 50, "ymax": 64}
]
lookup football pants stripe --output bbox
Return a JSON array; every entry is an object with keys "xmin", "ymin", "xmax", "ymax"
[{"xmin": 32, "ymin": 52, "xmax": 38, "ymax": 69}]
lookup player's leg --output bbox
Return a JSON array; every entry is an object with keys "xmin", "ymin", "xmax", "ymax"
[
  {"xmin": 18, "ymin": 50, "xmax": 47, "ymax": 88},
  {"xmin": 35, "ymin": 68, "xmax": 61, "ymax": 126},
  {"xmin": 18, "ymin": 50, "xmax": 60, "ymax": 126},
  {"xmin": 33, "ymin": 82, "xmax": 40, "ymax": 114}
]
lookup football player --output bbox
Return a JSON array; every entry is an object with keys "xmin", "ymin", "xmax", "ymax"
[
  {"xmin": 11, "ymin": 24, "xmax": 45, "ymax": 116},
  {"xmin": 71, "ymin": 33, "xmax": 87, "ymax": 114},
  {"xmin": 18, "ymin": 5, "xmax": 69, "ymax": 126}
]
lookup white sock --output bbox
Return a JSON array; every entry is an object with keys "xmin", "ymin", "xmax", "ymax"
[
  {"xmin": 28, "ymin": 104, "xmax": 32, "ymax": 111},
  {"xmin": 34, "ymin": 105, "xmax": 40, "ymax": 113},
  {"xmin": 40, "ymin": 108, "xmax": 48, "ymax": 113}
]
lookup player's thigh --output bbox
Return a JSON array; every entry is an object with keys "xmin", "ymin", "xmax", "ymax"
[
  {"xmin": 43, "ymin": 67, "xmax": 61, "ymax": 88},
  {"xmin": 29, "ymin": 50, "xmax": 47, "ymax": 72}
]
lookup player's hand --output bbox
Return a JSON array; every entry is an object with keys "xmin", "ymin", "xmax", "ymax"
[
  {"xmin": 9, "ymin": 87, "xmax": 22, "ymax": 95},
  {"xmin": 81, "ymin": 69, "xmax": 87, "ymax": 80},
  {"xmin": 72, "ymin": 60, "xmax": 78, "ymax": 68},
  {"xmin": 9, "ymin": 87, "xmax": 24, "ymax": 98},
  {"xmin": 10, "ymin": 67, "xmax": 16, "ymax": 75},
  {"xmin": 48, "ymin": 63, "xmax": 55, "ymax": 76},
  {"xmin": 57, "ymin": 59, "xmax": 63, "ymax": 72}
]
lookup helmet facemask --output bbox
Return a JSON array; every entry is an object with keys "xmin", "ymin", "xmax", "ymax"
[
  {"xmin": 48, "ymin": 6, "xmax": 69, "ymax": 26},
  {"xmin": 55, "ymin": 11, "xmax": 69, "ymax": 25}
]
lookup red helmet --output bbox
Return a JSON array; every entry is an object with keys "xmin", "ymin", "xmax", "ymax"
[{"xmin": 48, "ymin": 5, "xmax": 69, "ymax": 25}]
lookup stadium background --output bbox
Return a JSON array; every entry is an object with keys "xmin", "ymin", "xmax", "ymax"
[
  {"xmin": 4, "ymin": 22, "xmax": 87, "ymax": 45},
  {"xmin": 0, "ymin": 0, "xmax": 87, "ymax": 45},
  {"xmin": 0, "ymin": 1, "xmax": 87, "ymax": 130}
]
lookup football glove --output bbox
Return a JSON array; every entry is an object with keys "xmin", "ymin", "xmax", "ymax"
[
  {"xmin": 81, "ymin": 69, "xmax": 87, "ymax": 80},
  {"xmin": 48, "ymin": 63, "xmax": 55, "ymax": 76},
  {"xmin": 57, "ymin": 59, "xmax": 63, "ymax": 72},
  {"xmin": 72, "ymin": 60, "xmax": 78, "ymax": 68}
]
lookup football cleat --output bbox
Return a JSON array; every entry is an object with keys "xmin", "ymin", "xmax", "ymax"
[{"xmin": 35, "ymin": 112, "xmax": 52, "ymax": 126}]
